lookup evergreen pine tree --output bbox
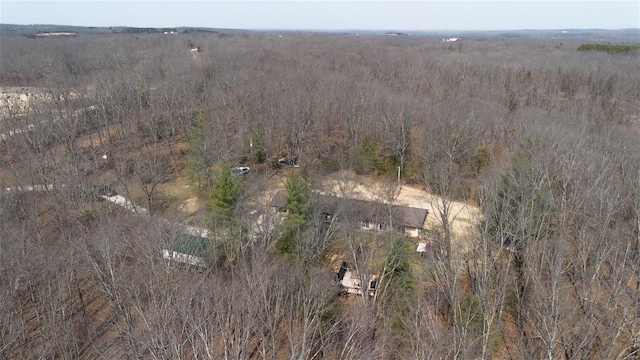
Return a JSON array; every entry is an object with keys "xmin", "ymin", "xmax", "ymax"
[
  {"xmin": 355, "ymin": 135, "xmax": 383, "ymax": 175},
  {"xmin": 185, "ymin": 107, "xmax": 211, "ymax": 190},
  {"xmin": 207, "ymin": 160, "xmax": 241, "ymax": 224},
  {"xmin": 276, "ymin": 172, "xmax": 312, "ymax": 254},
  {"xmin": 252, "ymin": 122, "xmax": 267, "ymax": 164}
]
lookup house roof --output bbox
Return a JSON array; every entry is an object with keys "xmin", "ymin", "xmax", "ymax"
[
  {"xmin": 270, "ymin": 189, "xmax": 427, "ymax": 229},
  {"xmin": 165, "ymin": 234, "xmax": 210, "ymax": 257}
]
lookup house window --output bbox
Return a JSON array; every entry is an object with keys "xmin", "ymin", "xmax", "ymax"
[
  {"xmin": 369, "ymin": 279, "xmax": 377, "ymax": 290},
  {"xmin": 377, "ymin": 223, "xmax": 387, "ymax": 231},
  {"xmin": 361, "ymin": 220, "xmax": 370, "ymax": 229}
]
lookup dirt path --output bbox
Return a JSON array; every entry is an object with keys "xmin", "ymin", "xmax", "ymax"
[
  {"xmin": 101, "ymin": 194, "xmax": 213, "ymax": 238},
  {"xmin": 0, "ymin": 103, "xmax": 97, "ymax": 141}
]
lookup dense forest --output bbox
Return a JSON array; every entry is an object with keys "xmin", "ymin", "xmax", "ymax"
[{"xmin": 1, "ymin": 30, "xmax": 639, "ymax": 359}]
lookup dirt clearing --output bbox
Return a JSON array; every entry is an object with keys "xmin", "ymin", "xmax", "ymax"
[{"xmin": 319, "ymin": 172, "xmax": 483, "ymax": 250}]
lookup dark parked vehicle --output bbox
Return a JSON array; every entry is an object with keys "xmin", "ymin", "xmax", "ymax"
[
  {"xmin": 278, "ymin": 157, "xmax": 299, "ymax": 167},
  {"xmin": 98, "ymin": 185, "xmax": 117, "ymax": 197}
]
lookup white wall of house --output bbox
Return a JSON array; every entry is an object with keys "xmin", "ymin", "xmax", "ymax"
[
  {"xmin": 162, "ymin": 250, "xmax": 206, "ymax": 267},
  {"xmin": 340, "ymin": 271, "xmax": 378, "ymax": 297},
  {"xmin": 361, "ymin": 220, "xmax": 421, "ymax": 237},
  {"xmin": 405, "ymin": 228, "xmax": 421, "ymax": 238}
]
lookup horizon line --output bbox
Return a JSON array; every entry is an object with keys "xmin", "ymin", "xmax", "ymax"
[{"xmin": 2, "ymin": 23, "xmax": 639, "ymax": 33}]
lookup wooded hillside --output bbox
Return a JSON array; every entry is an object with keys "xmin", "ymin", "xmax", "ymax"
[{"xmin": 1, "ymin": 31, "xmax": 639, "ymax": 359}]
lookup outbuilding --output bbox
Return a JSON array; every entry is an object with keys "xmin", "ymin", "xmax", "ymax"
[{"xmin": 162, "ymin": 234, "xmax": 209, "ymax": 268}]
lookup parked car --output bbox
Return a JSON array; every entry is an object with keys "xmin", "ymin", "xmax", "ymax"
[
  {"xmin": 231, "ymin": 166, "xmax": 250, "ymax": 176},
  {"xmin": 278, "ymin": 157, "xmax": 299, "ymax": 167},
  {"xmin": 98, "ymin": 184, "xmax": 117, "ymax": 197}
]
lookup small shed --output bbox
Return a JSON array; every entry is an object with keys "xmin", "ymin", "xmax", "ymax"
[
  {"xmin": 340, "ymin": 271, "xmax": 379, "ymax": 297},
  {"xmin": 162, "ymin": 234, "xmax": 209, "ymax": 267},
  {"xmin": 416, "ymin": 242, "xmax": 440, "ymax": 259}
]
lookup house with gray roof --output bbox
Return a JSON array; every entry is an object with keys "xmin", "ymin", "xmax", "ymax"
[{"xmin": 270, "ymin": 189, "xmax": 428, "ymax": 237}]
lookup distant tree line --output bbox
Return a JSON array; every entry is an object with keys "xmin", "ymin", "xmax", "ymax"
[{"xmin": 577, "ymin": 43, "xmax": 639, "ymax": 53}]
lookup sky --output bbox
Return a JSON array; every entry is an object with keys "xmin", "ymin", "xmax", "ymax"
[{"xmin": 1, "ymin": 1, "xmax": 639, "ymax": 31}]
